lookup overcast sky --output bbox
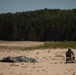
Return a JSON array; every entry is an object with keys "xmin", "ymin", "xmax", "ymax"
[{"xmin": 0, "ymin": 0, "xmax": 76, "ymax": 13}]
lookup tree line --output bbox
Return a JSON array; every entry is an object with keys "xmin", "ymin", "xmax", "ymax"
[{"xmin": 0, "ymin": 8, "xmax": 76, "ymax": 41}]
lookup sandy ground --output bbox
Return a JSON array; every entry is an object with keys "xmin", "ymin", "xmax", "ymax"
[{"xmin": 0, "ymin": 41, "xmax": 76, "ymax": 75}]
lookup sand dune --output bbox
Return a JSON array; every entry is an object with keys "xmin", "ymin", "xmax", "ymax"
[{"xmin": 0, "ymin": 41, "xmax": 76, "ymax": 75}]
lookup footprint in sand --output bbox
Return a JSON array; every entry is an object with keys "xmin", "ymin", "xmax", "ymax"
[
  {"xmin": 22, "ymin": 66, "xmax": 27, "ymax": 68},
  {"xmin": 36, "ymin": 52, "xmax": 39, "ymax": 54},
  {"xmin": 72, "ymin": 73, "xmax": 75, "ymax": 75},
  {"xmin": 37, "ymin": 70, "xmax": 39, "ymax": 72},
  {"xmin": 42, "ymin": 69, "xmax": 45, "ymax": 71},
  {"xmin": 64, "ymin": 72, "xmax": 67, "ymax": 74},
  {"xmin": 46, "ymin": 71, "xmax": 48, "ymax": 73},
  {"xmin": 59, "ymin": 62, "xmax": 63, "ymax": 63},
  {"xmin": 54, "ymin": 62, "xmax": 58, "ymax": 64},
  {"xmin": 38, "ymin": 66, "xmax": 42, "ymax": 68},
  {"xmin": 10, "ymin": 63, "xmax": 19, "ymax": 67},
  {"xmin": 32, "ymin": 66, "xmax": 36, "ymax": 68},
  {"xmin": 0, "ymin": 73, "xmax": 4, "ymax": 75}
]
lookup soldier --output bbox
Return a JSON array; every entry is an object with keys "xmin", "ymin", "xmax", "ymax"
[{"xmin": 66, "ymin": 48, "xmax": 75, "ymax": 63}]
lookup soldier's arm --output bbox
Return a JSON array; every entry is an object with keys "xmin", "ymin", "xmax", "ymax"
[{"xmin": 71, "ymin": 51, "xmax": 74, "ymax": 55}]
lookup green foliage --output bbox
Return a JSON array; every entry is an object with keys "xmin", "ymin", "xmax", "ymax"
[
  {"xmin": 22, "ymin": 41, "xmax": 76, "ymax": 50},
  {"xmin": 0, "ymin": 9, "xmax": 76, "ymax": 41},
  {"xmin": 43, "ymin": 41, "xmax": 76, "ymax": 49}
]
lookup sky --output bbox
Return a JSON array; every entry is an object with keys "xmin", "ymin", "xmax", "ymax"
[{"xmin": 0, "ymin": 0, "xmax": 76, "ymax": 13}]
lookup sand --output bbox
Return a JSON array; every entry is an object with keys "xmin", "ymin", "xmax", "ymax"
[{"xmin": 0, "ymin": 41, "xmax": 76, "ymax": 75}]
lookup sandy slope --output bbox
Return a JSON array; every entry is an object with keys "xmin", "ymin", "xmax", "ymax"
[
  {"xmin": 0, "ymin": 41, "xmax": 43, "ymax": 50},
  {"xmin": 0, "ymin": 41, "xmax": 76, "ymax": 75},
  {"xmin": 0, "ymin": 41, "xmax": 43, "ymax": 47}
]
